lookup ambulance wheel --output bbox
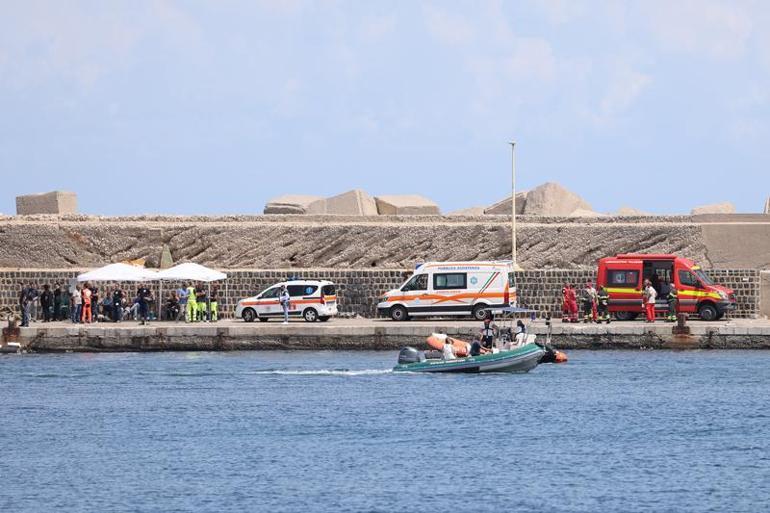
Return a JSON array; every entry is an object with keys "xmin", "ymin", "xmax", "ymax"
[
  {"xmin": 614, "ymin": 311, "xmax": 637, "ymax": 321},
  {"xmin": 390, "ymin": 305, "xmax": 409, "ymax": 321},
  {"xmin": 472, "ymin": 304, "xmax": 490, "ymax": 321},
  {"xmin": 242, "ymin": 308, "xmax": 257, "ymax": 323},
  {"xmin": 303, "ymin": 308, "xmax": 319, "ymax": 322},
  {"xmin": 698, "ymin": 303, "xmax": 718, "ymax": 321}
]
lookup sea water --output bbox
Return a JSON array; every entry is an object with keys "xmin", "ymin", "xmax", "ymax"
[{"xmin": 1, "ymin": 350, "xmax": 769, "ymax": 513}]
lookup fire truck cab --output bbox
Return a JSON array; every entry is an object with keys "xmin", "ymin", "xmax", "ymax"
[{"xmin": 597, "ymin": 254, "xmax": 736, "ymax": 321}]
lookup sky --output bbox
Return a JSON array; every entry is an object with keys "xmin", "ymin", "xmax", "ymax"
[{"xmin": 1, "ymin": 0, "xmax": 770, "ymax": 215}]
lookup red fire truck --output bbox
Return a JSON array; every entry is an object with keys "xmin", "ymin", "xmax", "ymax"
[{"xmin": 596, "ymin": 254, "xmax": 736, "ymax": 321}]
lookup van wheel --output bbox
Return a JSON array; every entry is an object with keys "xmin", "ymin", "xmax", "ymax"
[
  {"xmin": 614, "ymin": 311, "xmax": 638, "ymax": 321},
  {"xmin": 698, "ymin": 303, "xmax": 718, "ymax": 321},
  {"xmin": 242, "ymin": 308, "xmax": 257, "ymax": 323},
  {"xmin": 472, "ymin": 304, "xmax": 490, "ymax": 321},
  {"xmin": 390, "ymin": 305, "xmax": 409, "ymax": 321},
  {"xmin": 303, "ymin": 308, "xmax": 319, "ymax": 322}
]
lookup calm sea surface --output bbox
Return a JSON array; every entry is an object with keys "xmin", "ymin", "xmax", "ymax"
[{"xmin": 1, "ymin": 350, "xmax": 769, "ymax": 513}]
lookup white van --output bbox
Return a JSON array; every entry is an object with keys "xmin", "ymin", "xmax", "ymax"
[
  {"xmin": 377, "ymin": 261, "xmax": 516, "ymax": 321},
  {"xmin": 235, "ymin": 280, "xmax": 338, "ymax": 322}
]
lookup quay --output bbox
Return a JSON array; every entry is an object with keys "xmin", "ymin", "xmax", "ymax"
[{"xmin": 5, "ymin": 318, "xmax": 770, "ymax": 353}]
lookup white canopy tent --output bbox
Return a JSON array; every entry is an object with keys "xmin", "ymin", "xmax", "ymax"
[
  {"xmin": 156, "ymin": 263, "xmax": 228, "ymax": 320},
  {"xmin": 156, "ymin": 263, "xmax": 227, "ymax": 282},
  {"xmin": 77, "ymin": 263, "xmax": 158, "ymax": 283}
]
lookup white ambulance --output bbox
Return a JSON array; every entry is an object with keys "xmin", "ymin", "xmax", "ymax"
[
  {"xmin": 377, "ymin": 261, "xmax": 516, "ymax": 321},
  {"xmin": 235, "ymin": 280, "xmax": 338, "ymax": 322}
]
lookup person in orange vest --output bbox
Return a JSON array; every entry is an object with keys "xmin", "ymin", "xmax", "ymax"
[{"xmin": 81, "ymin": 282, "xmax": 92, "ymax": 324}]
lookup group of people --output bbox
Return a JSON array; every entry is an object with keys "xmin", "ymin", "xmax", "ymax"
[
  {"xmin": 561, "ymin": 282, "xmax": 611, "ymax": 324},
  {"xmin": 441, "ymin": 316, "xmax": 528, "ymax": 360},
  {"xmin": 561, "ymin": 278, "xmax": 679, "ymax": 324},
  {"xmin": 166, "ymin": 283, "xmax": 220, "ymax": 323},
  {"xmin": 17, "ymin": 282, "xmax": 156, "ymax": 326},
  {"xmin": 16, "ymin": 281, "xmax": 225, "ymax": 326}
]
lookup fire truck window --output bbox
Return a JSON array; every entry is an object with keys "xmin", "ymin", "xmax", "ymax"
[
  {"xmin": 679, "ymin": 270, "xmax": 698, "ymax": 287},
  {"xmin": 433, "ymin": 273, "xmax": 467, "ymax": 290},
  {"xmin": 402, "ymin": 274, "xmax": 428, "ymax": 292},
  {"xmin": 607, "ymin": 270, "xmax": 639, "ymax": 287}
]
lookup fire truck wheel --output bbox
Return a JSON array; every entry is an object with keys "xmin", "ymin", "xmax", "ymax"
[
  {"xmin": 698, "ymin": 303, "xmax": 718, "ymax": 321},
  {"xmin": 614, "ymin": 311, "xmax": 638, "ymax": 321}
]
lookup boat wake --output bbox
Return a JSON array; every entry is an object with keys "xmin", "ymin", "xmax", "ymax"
[{"xmin": 250, "ymin": 369, "xmax": 392, "ymax": 377}]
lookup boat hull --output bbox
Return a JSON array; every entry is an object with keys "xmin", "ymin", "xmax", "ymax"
[{"xmin": 393, "ymin": 344, "xmax": 544, "ymax": 373}]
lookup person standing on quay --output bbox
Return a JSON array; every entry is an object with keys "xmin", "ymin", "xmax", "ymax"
[
  {"xmin": 137, "ymin": 285, "xmax": 152, "ymax": 325},
  {"xmin": 18, "ymin": 282, "xmax": 31, "ymax": 327},
  {"xmin": 177, "ymin": 284, "xmax": 188, "ymax": 321},
  {"xmin": 209, "ymin": 286, "xmax": 219, "ymax": 322},
  {"xmin": 279, "ymin": 285, "xmax": 291, "ymax": 324},
  {"xmin": 53, "ymin": 282, "xmax": 63, "ymax": 321},
  {"xmin": 71, "ymin": 285, "xmax": 82, "ymax": 323},
  {"xmin": 81, "ymin": 283, "xmax": 92, "ymax": 324},
  {"xmin": 40, "ymin": 284, "xmax": 53, "ymax": 322},
  {"xmin": 643, "ymin": 279, "xmax": 657, "ymax": 323},
  {"xmin": 186, "ymin": 282, "xmax": 197, "ymax": 323},
  {"xmin": 112, "ymin": 286, "xmax": 124, "ymax": 322}
]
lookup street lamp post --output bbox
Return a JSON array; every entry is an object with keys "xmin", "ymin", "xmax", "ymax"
[{"xmin": 509, "ymin": 141, "xmax": 517, "ymax": 269}]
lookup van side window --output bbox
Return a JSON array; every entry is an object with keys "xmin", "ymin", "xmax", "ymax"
[
  {"xmin": 607, "ymin": 270, "xmax": 639, "ymax": 287},
  {"xmin": 433, "ymin": 273, "xmax": 467, "ymax": 290},
  {"xmin": 288, "ymin": 285, "xmax": 317, "ymax": 296},
  {"xmin": 402, "ymin": 274, "xmax": 428, "ymax": 292},
  {"xmin": 679, "ymin": 270, "xmax": 698, "ymax": 287},
  {"xmin": 321, "ymin": 285, "xmax": 336, "ymax": 296}
]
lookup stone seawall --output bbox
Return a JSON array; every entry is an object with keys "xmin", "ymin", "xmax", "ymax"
[
  {"xmin": 1, "ymin": 268, "xmax": 760, "ymax": 319},
  {"xmin": 10, "ymin": 320, "xmax": 770, "ymax": 353}
]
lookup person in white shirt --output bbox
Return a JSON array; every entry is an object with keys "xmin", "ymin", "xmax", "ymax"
[
  {"xmin": 644, "ymin": 279, "xmax": 657, "ymax": 323},
  {"xmin": 279, "ymin": 285, "xmax": 291, "ymax": 324},
  {"xmin": 442, "ymin": 339, "xmax": 456, "ymax": 360}
]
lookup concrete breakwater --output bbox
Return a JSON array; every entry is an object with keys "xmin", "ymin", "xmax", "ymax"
[
  {"xmin": 8, "ymin": 319, "xmax": 770, "ymax": 353},
  {"xmin": 0, "ymin": 267, "xmax": 761, "ymax": 320}
]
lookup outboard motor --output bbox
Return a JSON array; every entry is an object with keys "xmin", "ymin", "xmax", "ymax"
[{"xmin": 398, "ymin": 346, "xmax": 425, "ymax": 365}]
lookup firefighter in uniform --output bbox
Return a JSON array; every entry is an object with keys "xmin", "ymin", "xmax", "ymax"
[
  {"xmin": 186, "ymin": 283, "xmax": 197, "ymax": 322},
  {"xmin": 596, "ymin": 286, "xmax": 611, "ymax": 324},
  {"xmin": 666, "ymin": 284, "xmax": 678, "ymax": 322},
  {"xmin": 580, "ymin": 282, "xmax": 597, "ymax": 323}
]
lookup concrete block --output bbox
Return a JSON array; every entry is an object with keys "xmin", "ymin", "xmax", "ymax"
[
  {"xmin": 374, "ymin": 195, "xmax": 440, "ymax": 215},
  {"xmin": 691, "ymin": 202, "xmax": 735, "ymax": 215},
  {"xmin": 264, "ymin": 195, "xmax": 323, "ymax": 214},
  {"xmin": 307, "ymin": 190, "xmax": 378, "ymax": 216},
  {"xmin": 447, "ymin": 206, "xmax": 486, "ymax": 216},
  {"xmin": 484, "ymin": 192, "xmax": 528, "ymax": 215},
  {"xmin": 16, "ymin": 191, "xmax": 78, "ymax": 215}
]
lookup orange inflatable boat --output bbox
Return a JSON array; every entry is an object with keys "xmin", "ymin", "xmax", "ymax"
[{"xmin": 427, "ymin": 333, "xmax": 471, "ymax": 357}]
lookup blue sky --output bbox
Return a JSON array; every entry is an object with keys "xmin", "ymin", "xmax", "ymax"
[{"xmin": 1, "ymin": 0, "xmax": 769, "ymax": 215}]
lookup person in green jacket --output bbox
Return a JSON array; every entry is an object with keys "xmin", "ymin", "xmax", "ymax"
[
  {"xmin": 667, "ymin": 284, "xmax": 678, "ymax": 322},
  {"xmin": 186, "ymin": 283, "xmax": 197, "ymax": 323}
]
